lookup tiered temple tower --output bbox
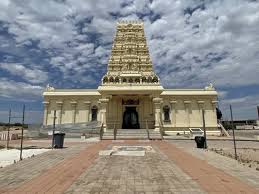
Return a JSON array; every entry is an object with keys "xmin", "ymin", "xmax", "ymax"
[{"xmin": 101, "ymin": 20, "xmax": 160, "ymax": 85}]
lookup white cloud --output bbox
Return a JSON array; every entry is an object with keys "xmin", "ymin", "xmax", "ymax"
[
  {"xmin": 0, "ymin": 78, "xmax": 43, "ymax": 100},
  {"xmin": 146, "ymin": 0, "xmax": 259, "ymax": 88},
  {"xmin": 0, "ymin": 63, "xmax": 48, "ymax": 84}
]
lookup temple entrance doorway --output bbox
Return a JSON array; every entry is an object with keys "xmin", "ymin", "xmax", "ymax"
[{"xmin": 122, "ymin": 107, "xmax": 140, "ymax": 129}]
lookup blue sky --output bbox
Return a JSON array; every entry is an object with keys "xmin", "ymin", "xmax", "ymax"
[{"xmin": 0, "ymin": 0, "xmax": 259, "ymax": 124}]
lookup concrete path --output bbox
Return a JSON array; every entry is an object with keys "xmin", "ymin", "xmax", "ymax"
[
  {"xmin": 0, "ymin": 140, "xmax": 258, "ymax": 194},
  {"xmin": 170, "ymin": 140, "xmax": 259, "ymax": 190}
]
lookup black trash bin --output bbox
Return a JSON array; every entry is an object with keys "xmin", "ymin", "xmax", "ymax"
[
  {"xmin": 195, "ymin": 136, "xmax": 205, "ymax": 148},
  {"xmin": 53, "ymin": 133, "xmax": 65, "ymax": 148}
]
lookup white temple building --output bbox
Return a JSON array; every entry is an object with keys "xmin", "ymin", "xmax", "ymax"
[{"xmin": 43, "ymin": 21, "xmax": 219, "ymax": 134}]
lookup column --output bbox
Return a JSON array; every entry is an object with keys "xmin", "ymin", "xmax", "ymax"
[
  {"xmin": 211, "ymin": 100, "xmax": 218, "ymax": 126},
  {"xmin": 153, "ymin": 97, "xmax": 162, "ymax": 131},
  {"xmin": 211, "ymin": 100, "xmax": 218, "ymax": 112},
  {"xmin": 99, "ymin": 98, "xmax": 109, "ymax": 131},
  {"xmin": 184, "ymin": 101, "xmax": 191, "ymax": 128},
  {"xmin": 43, "ymin": 101, "xmax": 49, "ymax": 126},
  {"xmin": 70, "ymin": 101, "xmax": 77, "ymax": 123},
  {"xmin": 170, "ymin": 100, "xmax": 177, "ymax": 127},
  {"xmin": 56, "ymin": 101, "xmax": 63, "ymax": 124},
  {"xmin": 84, "ymin": 101, "xmax": 91, "ymax": 122},
  {"xmin": 197, "ymin": 101, "xmax": 205, "ymax": 127}
]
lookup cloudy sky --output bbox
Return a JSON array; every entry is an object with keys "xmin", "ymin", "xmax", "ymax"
[{"xmin": 0, "ymin": 0, "xmax": 259, "ymax": 123}]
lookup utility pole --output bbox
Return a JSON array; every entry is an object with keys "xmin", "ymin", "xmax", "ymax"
[
  {"xmin": 230, "ymin": 105, "xmax": 237, "ymax": 160},
  {"xmin": 202, "ymin": 109, "xmax": 207, "ymax": 149},
  {"xmin": 7, "ymin": 109, "xmax": 11, "ymax": 149},
  {"xmin": 20, "ymin": 105, "xmax": 25, "ymax": 160},
  {"xmin": 52, "ymin": 110, "xmax": 57, "ymax": 149}
]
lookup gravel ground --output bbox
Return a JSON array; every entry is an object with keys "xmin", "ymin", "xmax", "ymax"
[
  {"xmin": 208, "ymin": 140, "xmax": 259, "ymax": 171},
  {"xmin": 234, "ymin": 130, "xmax": 259, "ymax": 139}
]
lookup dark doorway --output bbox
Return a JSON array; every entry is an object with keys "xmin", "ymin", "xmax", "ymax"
[{"xmin": 122, "ymin": 107, "xmax": 140, "ymax": 129}]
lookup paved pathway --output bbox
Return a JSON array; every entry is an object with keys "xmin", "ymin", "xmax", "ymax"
[
  {"xmin": 0, "ymin": 139, "xmax": 258, "ymax": 194},
  {"xmin": 170, "ymin": 140, "xmax": 259, "ymax": 190},
  {"xmin": 157, "ymin": 141, "xmax": 259, "ymax": 194},
  {"xmin": 0, "ymin": 143, "xmax": 88, "ymax": 190},
  {"xmin": 65, "ymin": 143, "xmax": 204, "ymax": 193}
]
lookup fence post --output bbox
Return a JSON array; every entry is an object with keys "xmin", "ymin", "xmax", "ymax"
[
  {"xmin": 7, "ymin": 109, "xmax": 11, "ymax": 149},
  {"xmin": 52, "ymin": 110, "xmax": 57, "ymax": 149},
  {"xmin": 20, "ymin": 105, "xmax": 25, "ymax": 160},
  {"xmin": 202, "ymin": 109, "xmax": 207, "ymax": 149},
  {"xmin": 230, "ymin": 105, "xmax": 237, "ymax": 160}
]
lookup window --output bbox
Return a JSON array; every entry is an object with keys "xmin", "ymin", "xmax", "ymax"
[
  {"xmin": 135, "ymin": 78, "xmax": 140, "ymax": 83},
  {"xmin": 91, "ymin": 106, "xmax": 98, "ymax": 121},
  {"xmin": 103, "ymin": 77, "xmax": 108, "ymax": 84},
  {"xmin": 115, "ymin": 77, "xmax": 120, "ymax": 83},
  {"xmin": 109, "ymin": 77, "xmax": 114, "ymax": 83},
  {"xmin": 129, "ymin": 78, "xmax": 133, "ymax": 83},
  {"xmin": 152, "ymin": 76, "xmax": 158, "ymax": 83},
  {"xmin": 163, "ymin": 105, "xmax": 170, "ymax": 122}
]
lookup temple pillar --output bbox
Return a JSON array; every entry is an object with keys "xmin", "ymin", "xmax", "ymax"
[
  {"xmin": 170, "ymin": 100, "xmax": 177, "ymax": 127},
  {"xmin": 211, "ymin": 100, "xmax": 218, "ymax": 125},
  {"xmin": 70, "ymin": 101, "xmax": 77, "ymax": 123},
  {"xmin": 184, "ymin": 101, "xmax": 191, "ymax": 128},
  {"xmin": 56, "ymin": 101, "xmax": 63, "ymax": 124},
  {"xmin": 197, "ymin": 101, "xmax": 205, "ymax": 126},
  {"xmin": 84, "ymin": 101, "xmax": 91, "ymax": 122},
  {"xmin": 43, "ymin": 101, "xmax": 49, "ymax": 126},
  {"xmin": 99, "ymin": 98, "xmax": 109, "ymax": 131},
  {"xmin": 153, "ymin": 97, "xmax": 162, "ymax": 131},
  {"xmin": 211, "ymin": 101, "xmax": 218, "ymax": 112}
]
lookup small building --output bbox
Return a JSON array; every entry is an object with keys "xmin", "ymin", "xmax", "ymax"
[{"xmin": 43, "ymin": 21, "xmax": 219, "ymax": 134}]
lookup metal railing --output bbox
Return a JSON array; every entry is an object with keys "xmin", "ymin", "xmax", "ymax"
[
  {"xmin": 99, "ymin": 123, "xmax": 104, "ymax": 140},
  {"xmin": 146, "ymin": 120, "xmax": 150, "ymax": 140},
  {"xmin": 159, "ymin": 121, "xmax": 164, "ymax": 140},
  {"xmin": 113, "ymin": 122, "xmax": 117, "ymax": 140}
]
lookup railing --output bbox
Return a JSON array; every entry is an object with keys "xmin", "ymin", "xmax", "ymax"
[
  {"xmin": 145, "ymin": 120, "xmax": 150, "ymax": 140},
  {"xmin": 159, "ymin": 121, "xmax": 164, "ymax": 140},
  {"xmin": 99, "ymin": 123, "xmax": 104, "ymax": 140},
  {"xmin": 218, "ymin": 120, "xmax": 230, "ymax": 137},
  {"xmin": 113, "ymin": 122, "xmax": 117, "ymax": 140}
]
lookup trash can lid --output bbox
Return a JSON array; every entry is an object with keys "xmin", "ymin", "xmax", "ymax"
[{"xmin": 54, "ymin": 132, "xmax": 65, "ymax": 135}]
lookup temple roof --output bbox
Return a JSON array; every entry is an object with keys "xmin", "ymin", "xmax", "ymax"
[{"xmin": 101, "ymin": 20, "xmax": 160, "ymax": 86}]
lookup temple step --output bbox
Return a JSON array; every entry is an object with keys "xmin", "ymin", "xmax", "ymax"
[{"xmin": 102, "ymin": 129, "xmax": 162, "ymax": 140}]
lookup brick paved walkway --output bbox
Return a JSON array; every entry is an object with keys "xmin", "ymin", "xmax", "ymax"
[
  {"xmin": 156, "ymin": 141, "xmax": 259, "ymax": 194},
  {"xmin": 170, "ymin": 140, "xmax": 259, "ymax": 190},
  {"xmin": 1, "ymin": 141, "xmax": 110, "ymax": 194},
  {"xmin": 0, "ymin": 140, "xmax": 258, "ymax": 194},
  {"xmin": 0, "ymin": 143, "xmax": 88, "ymax": 190},
  {"xmin": 65, "ymin": 143, "xmax": 204, "ymax": 193}
]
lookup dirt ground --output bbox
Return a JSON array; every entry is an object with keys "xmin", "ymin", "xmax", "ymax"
[
  {"xmin": 234, "ymin": 129, "xmax": 259, "ymax": 139},
  {"xmin": 208, "ymin": 140, "xmax": 259, "ymax": 171}
]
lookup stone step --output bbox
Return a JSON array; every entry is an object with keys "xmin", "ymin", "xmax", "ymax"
[{"xmin": 102, "ymin": 129, "xmax": 162, "ymax": 140}]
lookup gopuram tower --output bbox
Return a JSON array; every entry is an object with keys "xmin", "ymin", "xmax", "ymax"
[{"xmin": 101, "ymin": 21, "xmax": 160, "ymax": 86}]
